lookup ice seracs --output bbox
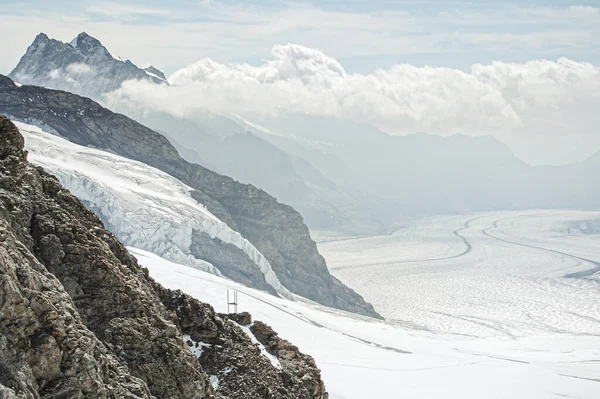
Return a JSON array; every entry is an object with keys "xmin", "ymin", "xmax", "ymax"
[{"xmin": 18, "ymin": 121, "xmax": 291, "ymax": 298}]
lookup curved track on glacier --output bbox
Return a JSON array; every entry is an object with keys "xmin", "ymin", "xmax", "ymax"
[
  {"xmin": 482, "ymin": 216, "xmax": 600, "ymax": 279},
  {"xmin": 333, "ymin": 216, "xmax": 484, "ymax": 271},
  {"xmin": 334, "ymin": 213, "xmax": 600, "ymax": 278}
]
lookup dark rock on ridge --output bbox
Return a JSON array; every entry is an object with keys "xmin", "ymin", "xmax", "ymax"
[
  {"xmin": 249, "ymin": 320, "xmax": 327, "ymax": 398},
  {"xmin": 0, "ymin": 74, "xmax": 380, "ymax": 319},
  {"xmin": 0, "ymin": 115, "xmax": 328, "ymax": 398}
]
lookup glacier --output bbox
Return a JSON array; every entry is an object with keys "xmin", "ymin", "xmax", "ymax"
[
  {"xmin": 134, "ymin": 247, "xmax": 600, "ymax": 399},
  {"xmin": 17, "ymin": 121, "xmax": 291, "ymax": 298},
  {"xmin": 317, "ymin": 210, "xmax": 600, "ymax": 338}
]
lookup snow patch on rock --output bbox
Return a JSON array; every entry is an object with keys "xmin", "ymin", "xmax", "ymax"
[
  {"xmin": 209, "ymin": 375, "xmax": 219, "ymax": 389},
  {"xmin": 235, "ymin": 321, "xmax": 282, "ymax": 370},
  {"xmin": 183, "ymin": 334, "xmax": 211, "ymax": 358}
]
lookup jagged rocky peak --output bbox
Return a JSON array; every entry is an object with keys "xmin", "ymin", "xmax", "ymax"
[
  {"xmin": 68, "ymin": 31, "xmax": 108, "ymax": 56},
  {"xmin": 9, "ymin": 32, "xmax": 168, "ymax": 100},
  {"xmin": 32, "ymin": 32, "xmax": 49, "ymax": 45},
  {"xmin": 0, "ymin": 114, "xmax": 328, "ymax": 398},
  {"xmin": 69, "ymin": 31, "xmax": 99, "ymax": 48}
]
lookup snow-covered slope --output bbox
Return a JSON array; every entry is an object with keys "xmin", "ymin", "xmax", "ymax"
[
  {"xmin": 17, "ymin": 121, "xmax": 291, "ymax": 297},
  {"xmin": 135, "ymin": 247, "xmax": 600, "ymax": 399}
]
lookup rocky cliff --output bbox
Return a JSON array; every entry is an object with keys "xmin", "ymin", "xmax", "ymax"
[
  {"xmin": 0, "ymin": 115, "xmax": 328, "ymax": 398},
  {"xmin": 0, "ymin": 74, "xmax": 380, "ymax": 318}
]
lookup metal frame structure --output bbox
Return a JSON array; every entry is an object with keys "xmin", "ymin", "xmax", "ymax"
[{"xmin": 227, "ymin": 289, "xmax": 238, "ymax": 314}]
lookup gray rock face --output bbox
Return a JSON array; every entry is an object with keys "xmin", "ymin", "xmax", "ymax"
[
  {"xmin": 190, "ymin": 230, "xmax": 278, "ymax": 295},
  {"xmin": 0, "ymin": 115, "xmax": 328, "ymax": 398},
  {"xmin": 249, "ymin": 321, "xmax": 328, "ymax": 399},
  {"xmin": 0, "ymin": 74, "xmax": 380, "ymax": 319},
  {"xmin": 0, "ymin": 219, "xmax": 154, "ymax": 399},
  {"xmin": 9, "ymin": 32, "xmax": 167, "ymax": 100}
]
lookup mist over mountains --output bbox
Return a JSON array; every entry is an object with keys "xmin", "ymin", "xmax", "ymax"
[{"xmin": 7, "ymin": 32, "xmax": 600, "ymax": 234}]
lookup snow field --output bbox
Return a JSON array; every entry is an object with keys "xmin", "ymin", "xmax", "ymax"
[
  {"xmin": 132, "ymin": 248, "xmax": 600, "ymax": 399},
  {"xmin": 319, "ymin": 211, "xmax": 600, "ymax": 338}
]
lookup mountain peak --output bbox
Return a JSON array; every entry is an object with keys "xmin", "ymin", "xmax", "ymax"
[
  {"xmin": 29, "ymin": 33, "xmax": 51, "ymax": 51},
  {"xmin": 69, "ymin": 32, "xmax": 104, "ymax": 53},
  {"xmin": 33, "ymin": 32, "xmax": 49, "ymax": 43},
  {"xmin": 9, "ymin": 32, "xmax": 169, "ymax": 99}
]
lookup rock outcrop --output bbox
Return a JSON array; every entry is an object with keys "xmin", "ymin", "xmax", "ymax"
[
  {"xmin": 159, "ymin": 290, "xmax": 328, "ymax": 399},
  {"xmin": 0, "ymin": 115, "xmax": 328, "ymax": 398},
  {"xmin": 0, "ymin": 74, "xmax": 380, "ymax": 319}
]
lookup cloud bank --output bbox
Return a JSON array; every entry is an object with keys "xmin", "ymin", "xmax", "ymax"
[
  {"xmin": 46, "ymin": 63, "xmax": 95, "ymax": 83},
  {"xmin": 107, "ymin": 44, "xmax": 600, "ymax": 165}
]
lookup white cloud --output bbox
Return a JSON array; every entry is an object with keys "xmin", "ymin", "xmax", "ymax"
[
  {"xmin": 106, "ymin": 44, "xmax": 600, "ymax": 165},
  {"xmin": 86, "ymin": 2, "xmax": 172, "ymax": 17},
  {"xmin": 1, "ymin": 2, "xmax": 598, "ymax": 164},
  {"xmin": 565, "ymin": 5, "xmax": 600, "ymax": 18},
  {"xmin": 42, "ymin": 63, "xmax": 95, "ymax": 83},
  {"xmin": 170, "ymin": 44, "xmax": 347, "ymax": 85},
  {"xmin": 47, "ymin": 69, "xmax": 60, "ymax": 79},
  {"xmin": 66, "ymin": 63, "xmax": 93, "ymax": 74},
  {"xmin": 1, "ymin": 3, "xmax": 598, "ymax": 75}
]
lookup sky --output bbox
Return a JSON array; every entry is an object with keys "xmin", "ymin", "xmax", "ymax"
[
  {"xmin": 1, "ymin": 0, "xmax": 599, "ymax": 165},
  {"xmin": 2, "ymin": 0, "xmax": 599, "ymax": 74}
]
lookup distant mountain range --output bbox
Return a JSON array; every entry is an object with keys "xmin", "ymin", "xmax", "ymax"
[
  {"xmin": 8, "ymin": 32, "xmax": 600, "ymax": 235},
  {"xmin": 255, "ymin": 113, "xmax": 600, "ymax": 215}
]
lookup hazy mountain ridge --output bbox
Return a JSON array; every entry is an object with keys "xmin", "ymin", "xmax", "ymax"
[
  {"xmin": 0, "ymin": 73, "xmax": 380, "ymax": 318},
  {"xmin": 113, "ymin": 107, "xmax": 372, "ymax": 230},
  {"xmin": 9, "ymin": 32, "xmax": 600, "ymax": 234},
  {"xmin": 250, "ymin": 113, "xmax": 600, "ymax": 221}
]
